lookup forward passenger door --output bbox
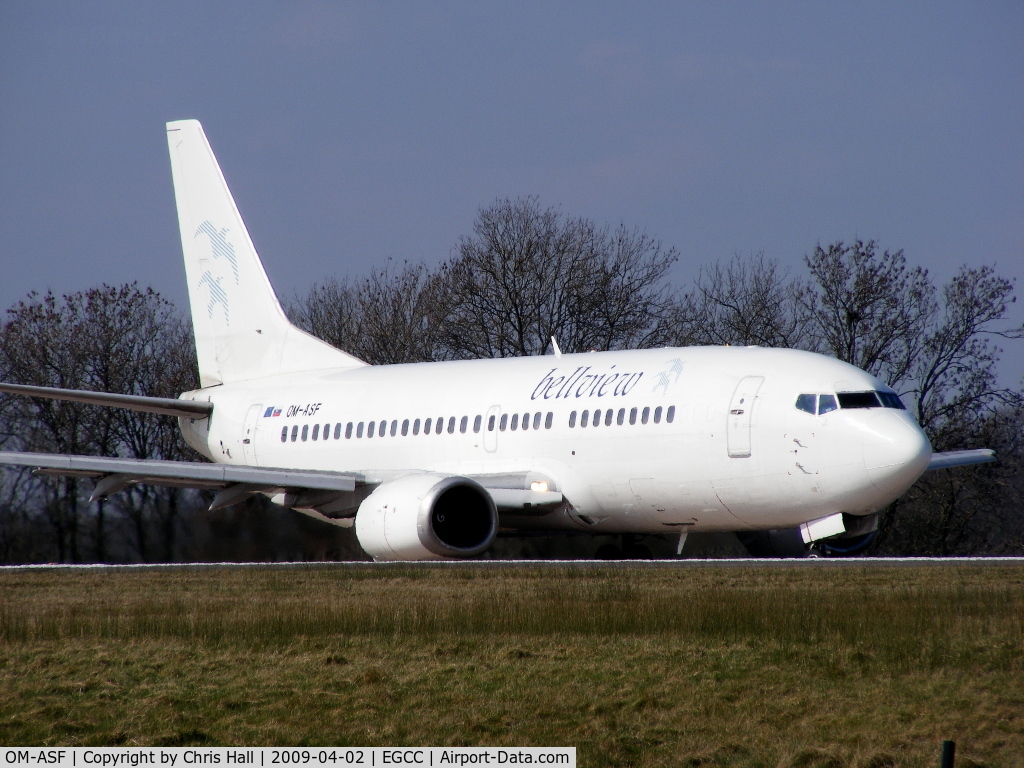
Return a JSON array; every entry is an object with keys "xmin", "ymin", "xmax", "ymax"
[{"xmin": 727, "ymin": 376, "xmax": 764, "ymax": 458}]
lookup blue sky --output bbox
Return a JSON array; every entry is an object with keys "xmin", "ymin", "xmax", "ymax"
[{"xmin": 1, "ymin": 3, "xmax": 1021, "ymax": 377}]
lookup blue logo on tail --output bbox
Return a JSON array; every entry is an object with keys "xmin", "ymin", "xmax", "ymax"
[{"xmin": 193, "ymin": 220, "xmax": 239, "ymax": 325}]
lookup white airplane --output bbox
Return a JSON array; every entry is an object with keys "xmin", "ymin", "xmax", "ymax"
[{"xmin": 0, "ymin": 120, "xmax": 996, "ymax": 560}]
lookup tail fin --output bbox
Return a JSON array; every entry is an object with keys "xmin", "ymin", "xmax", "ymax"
[{"xmin": 166, "ymin": 119, "xmax": 366, "ymax": 387}]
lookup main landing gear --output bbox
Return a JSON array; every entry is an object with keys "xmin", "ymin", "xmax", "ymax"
[{"xmin": 594, "ymin": 535, "xmax": 653, "ymax": 560}]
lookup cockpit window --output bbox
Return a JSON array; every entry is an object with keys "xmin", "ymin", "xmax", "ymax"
[
  {"xmin": 798, "ymin": 390, "xmax": 907, "ymax": 414},
  {"xmin": 837, "ymin": 391, "xmax": 881, "ymax": 409},
  {"xmin": 795, "ymin": 394, "xmax": 816, "ymax": 414},
  {"xmin": 877, "ymin": 391, "xmax": 907, "ymax": 410}
]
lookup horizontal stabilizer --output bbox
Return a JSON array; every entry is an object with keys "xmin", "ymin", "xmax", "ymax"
[
  {"xmin": 0, "ymin": 382, "xmax": 212, "ymax": 420},
  {"xmin": 927, "ymin": 449, "xmax": 996, "ymax": 470}
]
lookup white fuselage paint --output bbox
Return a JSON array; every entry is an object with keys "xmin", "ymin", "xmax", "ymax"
[{"xmin": 179, "ymin": 345, "xmax": 932, "ymax": 536}]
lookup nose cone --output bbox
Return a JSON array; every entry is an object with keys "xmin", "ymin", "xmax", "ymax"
[{"xmin": 863, "ymin": 412, "xmax": 932, "ymax": 501}]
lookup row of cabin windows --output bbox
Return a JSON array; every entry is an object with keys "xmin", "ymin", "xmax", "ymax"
[
  {"xmin": 278, "ymin": 405, "xmax": 678, "ymax": 443},
  {"xmin": 281, "ymin": 411, "xmax": 556, "ymax": 443},
  {"xmin": 568, "ymin": 405, "xmax": 674, "ymax": 428}
]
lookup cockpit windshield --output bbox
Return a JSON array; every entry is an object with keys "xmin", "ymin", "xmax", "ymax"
[{"xmin": 795, "ymin": 390, "xmax": 906, "ymax": 415}]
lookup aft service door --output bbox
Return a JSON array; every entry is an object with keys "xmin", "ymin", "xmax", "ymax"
[
  {"xmin": 242, "ymin": 403, "xmax": 262, "ymax": 464},
  {"xmin": 726, "ymin": 376, "xmax": 764, "ymax": 458}
]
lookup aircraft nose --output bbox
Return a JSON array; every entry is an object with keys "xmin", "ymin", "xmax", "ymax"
[{"xmin": 863, "ymin": 413, "xmax": 932, "ymax": 498}]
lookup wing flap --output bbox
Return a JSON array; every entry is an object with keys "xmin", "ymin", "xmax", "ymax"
[
  {"xmin": 468, "ymin": 471, "xmax": 565, "ymax": 513},
  {"xmin": 487, "ymin": 488, "xmax": 564, "ymax": 511}
]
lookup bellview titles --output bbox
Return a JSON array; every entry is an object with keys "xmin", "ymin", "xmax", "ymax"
[{"xmin": 0, "ymin": 120, "xmax": 996, "ymax": 560}]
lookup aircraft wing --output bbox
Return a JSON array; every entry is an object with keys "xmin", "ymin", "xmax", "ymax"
[
  {"xmin": 0, "ymin": 451, "xmax": 366, "ymax": 511},
  {"xmin": 927, "ymin": 449, "xmax": 996, "ymax": 470}
]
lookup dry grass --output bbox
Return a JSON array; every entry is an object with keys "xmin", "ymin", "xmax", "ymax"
[{"xmin": 1, "ymin": 564, "xmax": 1022, "ymax": 767}]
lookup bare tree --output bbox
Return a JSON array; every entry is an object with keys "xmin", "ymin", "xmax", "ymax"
[
  {"xmin": 291, "ymin": 262, "xmax": 444, "ymax": 364},
  {"xmin": 676, "ymin": 253, "xmax": 811, "ymax": 348},
  {"xmin": 436, "ymin": 197, "xmax": 678, "ymax": 358},
  {"xmin": 797, "ymin": 240, "xmax": 936, "ymax": 389},
  {"xmin": 0, "ymin": 285, "xmax": 200, "ymax": 563},
  {"xmin": 1, "ymin": 290, "xmax": 97, "ymax": 561},
  {"xmin": 911, "ymin": 265, "xmax": 1023, "ymax": 447},
  {"xmin": 289, "ymin": 277, "xmax": 360, "ymax": 354}
]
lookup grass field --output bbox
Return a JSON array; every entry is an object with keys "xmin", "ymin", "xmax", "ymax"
[{"xmin": 1, "ymin": 563, "xmax": 1022, "ymax": 767}]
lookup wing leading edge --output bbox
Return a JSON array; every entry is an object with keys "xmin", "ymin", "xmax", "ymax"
[
  {"xmin": 0, "ymin": 451, "xmax": 559, "ymax": 520},
  {"xmin": 0, "ymin": 451, "xmax": 366, "ymax": 513}
]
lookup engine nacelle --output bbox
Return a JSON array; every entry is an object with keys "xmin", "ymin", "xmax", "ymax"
[{"xmin": 354, "ymin": 473, "xmax": 498, "ymax": 561}]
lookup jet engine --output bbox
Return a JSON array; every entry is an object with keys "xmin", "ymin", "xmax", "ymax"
[{"xmin": 354, "ymin": 473, "xmax": 498, "ymax": 561}]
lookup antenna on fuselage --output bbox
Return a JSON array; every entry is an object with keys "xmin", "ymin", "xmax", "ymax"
[{"xmin": 551, "ymin": 337, "xmax": 562, "ymax": 359}]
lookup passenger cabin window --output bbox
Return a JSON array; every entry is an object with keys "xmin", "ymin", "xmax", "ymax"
[
  {"xmin": 447, "ymin": 417, "xmax": 456, "ymax": 434},
  {"xmin": 301, "ymin": 425, "xmax": 309, "ymax": 441},
  {"xmin": 291, "ymin": 425, "xmax": 298, "ymax": 442},
  {"xmin": 488, "ymin": 415, "xmax": 495, "ymax": 431},
  {"xmin": 335, "ymin": 423, "xmax": 342, "ymax": 439},
  {"xmin": 569, "ymin": 411, "xmax": 577, "ymax": 428},
  {"xmin": 545, "ymin": 412, "xmax": 553, "ymax": 429},
  {"xmin": 345, "ymin": 422, "xmax": 353, "ymax": 439},
  {"xmin": 580, "ymin": 410, "xmax": 589, "ymax": 427},
  {"xmin": 401, "ymin": 419, "xmax": 410, "ymax": 436},
  {"xmin": 473, "ymin": 415, "xmax": 482, "ymax": 433},
  {"xmin": 281, "ymin": 426, "xmax": 288, "ymax": 442},
  {"xmin": 312, "ymin": 424, "xmax": 319, "ymax": 441},
  {"xmin": 533, "ymin": 412, "xmax": 542, "ymax": 430},
  {"xmin": 460, "ymin": 416, "xmax": 469, "ymax": 434},
  {"xmin": 666, "ymin": 405, "xmax": 676, "ymax": 423}
]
